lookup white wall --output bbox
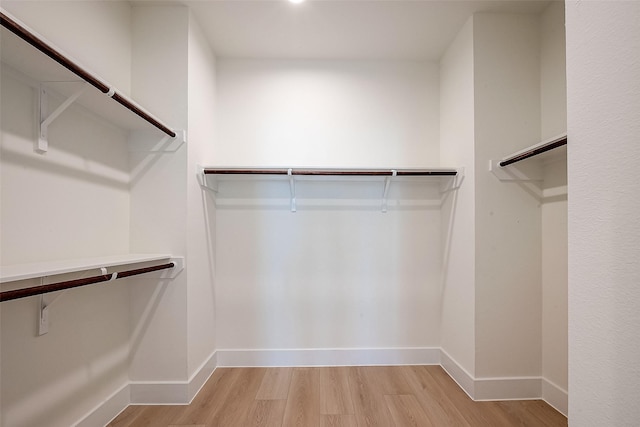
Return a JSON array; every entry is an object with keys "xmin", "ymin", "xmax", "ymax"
[
  {"xmin": 540, "ymin": 1, "xmax": 567, "ymax": 411},
  {"xmin": 0, "ymin": 3, "xmax": 133, "ymax": 424},
  {"xmin": 214, "ymin": 59, "xmax": 440, "ymax": 168},
  {"xmin": 215, "ymin": 205, "xmax": 443, "ymax": 353},
  {"xmin": 186, "ymin": 11, "xmax": 217, "ymax": 377},
  {"xmin": 213, "ymin": 57, "xmax": 443, "ymax": 357},
  {"xmin": 439, "ymin": 17, "xmax": 476, "ymax": 377},
  {"xmin": 1, "ymin": 1, "xmax": 132, "ymax": 94},
  {"xmin": 128, "ymin": 4, "xmax": 189, "ymax": 382},
  {"xmin": 473, "ymin": 13, "xmax": 542, "ymax": 379},
  {"xmin": 566, "ymin": 1, "xmax": 640, "ymax": 424}
]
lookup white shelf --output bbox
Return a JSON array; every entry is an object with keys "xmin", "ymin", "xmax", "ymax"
[
  {"xmin": 0, "ymin": 254, "xmax": 173, "ymax": 284},
  {"xmin": 0, "ymin": 10, "xmax": 177, "ymax": 136},
  {"xmin": 498, "ymin": 133, "xmax": 567, "ymax": 167},
  {"xmin": 490, "ymin": 133, "xmax": 567, "ymax": 181},
  {"xmin": 200, "ymin": 166, "xmax": 463, "ymax": 212}
]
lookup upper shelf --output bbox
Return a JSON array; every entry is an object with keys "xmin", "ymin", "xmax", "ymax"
[
  {"xmin": 0, "ymin": 9, "xmax": 178, "ymax": 138},
  {"xmin": 490, "ymin": 133, "xmax": 567, "ymax": 181},
  {"xmin": 498, "ymin": 133, "xmax": 567, "ymax": 167},
  {"xmin": 202, "ymin": 167, "xmax": 459, "ymax": 178},
  {"xmin": 200, "ymin": 167, "xmax": 463, "ymax": 212},
  {"xmin": 0, "ymin": 254, "xmax": 173, "ymax": 284}
]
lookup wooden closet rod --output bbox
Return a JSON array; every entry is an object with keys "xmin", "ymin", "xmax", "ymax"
[
  {"xmin": 203, "ymin": 168, "xmax": 458, "ymax": 176},
  {"xmin": 0, "ymin": 11, "xmax": 176, "ymax": 138},
  {"xmin": 499, "ymin": 136, "xmax": 567, "ymax": 167},
  {"xmin": 0, "ymin": 262, "xmax": 175, "ymax": 302}
]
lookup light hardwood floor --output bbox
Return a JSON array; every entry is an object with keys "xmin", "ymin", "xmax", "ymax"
[{"xmin": 109, "ymin": 366, "xmax": 567, "ymax": 427}]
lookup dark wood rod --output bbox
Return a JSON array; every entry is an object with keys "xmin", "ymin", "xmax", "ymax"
[
  {"xmin": 0, "ymin": 262, "xmax": 175, "ymax": 302},
  {"xmin": 203, "ymin": 169, "xmax": 290, "ymax": 175},
  {"xmin": 500, "ymin": 136, "xmax": 567, "ymax": 167},
  {"xmin": 203, "ymin": 168, "xmax": 457, "ymax": 176},
  {"xmin": 111, "ymin": 93, "xmax": 176, "ymax": 137},
  {"xmin": 0, "ymin": 11, "xmax": 176, "ymax": 138}
]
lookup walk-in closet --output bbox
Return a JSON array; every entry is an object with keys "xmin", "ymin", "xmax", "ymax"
[{"xmin": 1, "ymin": 1, "xmax": 639, "ymax": 426}]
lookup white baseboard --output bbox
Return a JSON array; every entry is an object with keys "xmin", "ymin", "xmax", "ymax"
[
  {"xmin": 188, "ymin": 351, "xmax": 218, "ymax": 403},
  {"xmin": 130, "ymin": 350, "xmax": 218, "ymax": 405},
  {"xmin": 74, "ymin": 383, "xmax": 130, "ymax": 427},
  {"xmin": 474, "ymin": 376, "xmax": 542, "ymax": 401},
  {"xmin": 440, "ymin": 349, "xmax": 476, "ymax": 399},
  {"xmin": 440, "ymin": 349, "xmax": 564, "ymax": 409},
  {"xmin": 542, "ymin": 378, "xmax": 568, "ymax": 417},
  {"xmin": 216, "ymin": 347, "xmax": 441, "ymax": 367},
  {"xmin": 129, "ymin": 381, "xmax": 190, "ymax": 405},
  {"xmin": 73, "ymin": 351, "xmax": 218, "ymax": 426}
]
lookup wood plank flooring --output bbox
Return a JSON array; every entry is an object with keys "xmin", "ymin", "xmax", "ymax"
[{"xmin": 109, "ymin": 366, "xmax": 567, "ymax": 427}]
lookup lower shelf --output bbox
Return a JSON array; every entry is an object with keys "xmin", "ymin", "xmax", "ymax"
[{"xmin": 0, "ymin": 253, "xmax": 175, "ymax": 283}]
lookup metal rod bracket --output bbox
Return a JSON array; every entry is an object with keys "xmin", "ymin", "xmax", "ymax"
[
  {"xmin": 381, "ymin": 169, "xmax": 397, "ymax": 212},
  {"xmin": 288, "ymin": 168, "xmax": 297, "ymax": 213}
]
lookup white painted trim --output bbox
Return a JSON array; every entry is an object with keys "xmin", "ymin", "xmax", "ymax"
[
  {"xmin": 188, "ymin": 351, "xmax": 218, "ymax": 403},
  {"xmin": 439, "ymin": 349, "xmax": 476, "ymax": 399},
  {"xmin": 542, "ymin": 378, "xmax": 568, "ymax": 417},
  {"xmin": 216, "ymin": 347, "xmax": 441, "ymax": 367},
  {"xmin": 130, "ymin": 350, "xmax": 218, "ymax": 405},
  {"xmin": 439, "ymin": 349, "xmax": 561, "ymax": 407},
  {"xmin": 70, "ymin": 352, "xmax": 219, "ymax": 424},
  {"xmin": 129, "ymin": 381, "xmax": 189, "ymax": 405},
  {"xmin": 73, "ymin": 383, "xmax": 130, "ymax": 427},
  {"xmin": 474, "ymin": 376, "xmax": 541, "ymax": 401}
]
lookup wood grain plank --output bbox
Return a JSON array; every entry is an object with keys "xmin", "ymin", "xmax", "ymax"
[
  {"xmin": 426, "ymin": 366, "xmax": 515, "ymax": 426},
  {"xmin": 385, "ymin": 394, "xmax": 434, "ymax": 427},
  {"xmin": 320, "ymin": 367, "xmax": 355, "ymax": 415},
  {"xmin": 320, "ymin": 414, "xmax": 359, "ymax": 427},
  {"xmin": 119, "ymin": 405, "xmax": 182, "ymax": 427},
  {"xmin": 206, "ymin": 367, "xmax": 267, "ymax": 426},
  {"xmin": 256, "ymin": 367, "xmax": 293, "ymax": 400},
  {"xmin": 108, "ymin": 366, "xmax": 567, "ymax": 427},
  {"xmin": 282, "ymin": 368, "xmax": 321, "ymax": 427},
  {"xmin": 349, "ymin": 366, "xmax": 395, "ymax": 427},
  {"xmin": 245, "ymin": 400, "xmax": 287, "ymax": 427},
  {"xmin": 107, "ymin": 405, "xmax": 145, "ymax": 427},
  {"xmin": 372, "ymin": 366, "xmax": 414, "ymax": 395},
  {"xmin": 401, "ymin": 365, "xmax": 471, "ymax": 426},
  {"xmin": 496, "ymin": 400, "xmax": 568, "ymax": 426},
  {"xmin": 171, "ymin": 368, "xmax": 243, "ymax": 425}
]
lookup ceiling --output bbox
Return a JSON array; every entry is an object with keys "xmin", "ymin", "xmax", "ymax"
[{"xmin": 173, "ymin": 0, "xmax": 553, "ymax": 60}]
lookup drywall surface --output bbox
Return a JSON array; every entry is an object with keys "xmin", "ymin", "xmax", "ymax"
[
  {"xmin": 540, "ymin": 1, "xmax": 568, "ymax": 404},
  {"xmin": 541, "ymin": 1, "xmax": 567, "ymax": 140},
  {"xmin": 186, "ymin": 11, "xmax": 217, "ymax": 376},
  {"xmin": 473, "ymin": 12, "xmax": 542, "ymax": 378},
  {"xmin": 2, "ymin": 0, "xmax": 133, "ymax": 94},
  {"xmin": 214, "ymin": 59, "xmax": 440, "ymax": 168},
  {"xmin": 215, "ymin": 205, "xmax": 442, "ymax": 351},
  {"xmin": 542, "ymin": 160, "xmax": 567, "ymax": 398},
  {"xmin": 566, "ymin": 1, "xmax": 640, "ymax": 424},
  {"xmin": 128, "ymin": 5, "xmax": 189, "ymax": 381},
  {"xmin": 439, "ymin": 17, "xmax": 476, "ymax": 376},
  {"xmin": 1, "ymin": 54, "xmax": 130, "ymax": 427}
]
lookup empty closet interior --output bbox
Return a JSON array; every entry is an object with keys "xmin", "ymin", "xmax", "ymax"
[{"xmin": 0, "ymin": 1, "xmax": 567, "ymax": 426}]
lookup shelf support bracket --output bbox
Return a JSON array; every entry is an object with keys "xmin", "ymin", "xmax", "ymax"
[
  {"xmin": 197, "ymin": 165, "xmax": 218, "ymax": 193},
  {"xmin": 381, "ymin": 169, "xmax": 397, "ymax": 213},
  {"xmin": 38, "ymin": 83, "xmax": 88, "ymax": 153},
  {"xmin": 288, "ymin": 168, "xmax": 297, "ymax": 213}
]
